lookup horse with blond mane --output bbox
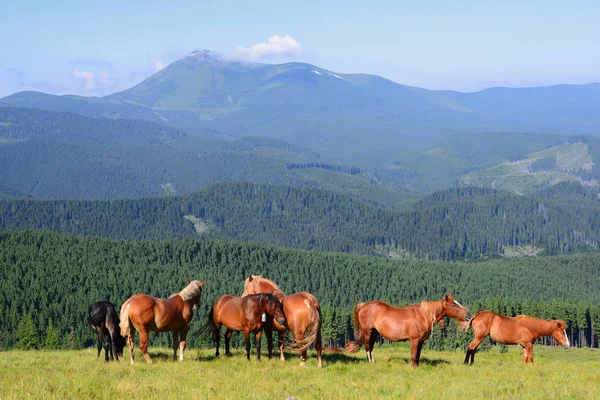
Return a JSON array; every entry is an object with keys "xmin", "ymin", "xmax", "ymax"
[
  {"xmin": 346, "ymin": 295, "xmax": 472, "ymax": 367},
  {"xmin": 242, "ymin": 275, "xmax": 323, "ymax": 367},
  {"xmin": 120, "ymin": 280, "xmax": 205, "ymax": 363},
  {"xmin": 463, "ymin": 311, "xmax": 570, "ymax": 365}
]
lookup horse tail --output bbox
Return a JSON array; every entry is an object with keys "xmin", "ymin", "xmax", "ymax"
[
  {"xmin": 193, "ymin": 305, "xmax": 217, "ymax": 341},
  {"xmin": 119, "ymin": 300, "xmax": 131, "ymax": 337},
  {"xmin": 458, "ymin": 315, "xmax": 475, "ymax": 331},
  {"xmin": 293, "ymin": 298, "xmax": 322, "ymax": 353},
  {"xmin": 344, "ymin": 302, "xmax": 366, "ymax": 353}
]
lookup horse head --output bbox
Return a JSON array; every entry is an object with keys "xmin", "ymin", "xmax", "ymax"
[
  {"xmin": 259, "ymin": 294, "xmax": 286, "ymax": 326},
  {"xmin": 552, "ymin": 320, "xmax": 570, "ymax": 349},
  {"xmin": 184, "ymin": 280, "xmax": 206, "ymax": 310},
  {"xmin": 242, "ymin": 274, "xmax": 262, "ymax": 297},
  {"xmin": 441, "ymin": 294, "xmax": 473, "ymax": 322},
  {"xmin": 116, "ymin": 333, "xmax": 126, "ymax": 357}
]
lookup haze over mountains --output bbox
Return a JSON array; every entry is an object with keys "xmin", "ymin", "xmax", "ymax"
[
  {"xmin": 2, "ymin": 50, "xmax": 600, "ymax": 168},
  {"xmin": 1, "ymin": 50, "xmax": 600, "ymax": 203}
]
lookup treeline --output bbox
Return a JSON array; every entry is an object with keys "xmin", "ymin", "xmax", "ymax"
[
  {"xmin": 1, "ymin": 230, "xmax": 600, "ymax": 351},
  {"xmin": 0, "ymin": 107, "xmax": 186, "ymax": 145},
  {"xmin": 287, "ymin": 163, "xmax": 362, "ymax": 175},
  {"xmin": 2, "ymin": 182, "xmax": 600, "ymax": 259}
]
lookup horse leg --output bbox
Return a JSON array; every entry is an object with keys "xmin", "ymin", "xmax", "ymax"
[
  {"xmin": 172, "ymin": 330, "xmax": 179, "ymax": 361},
  {"xmin": 214, "ymin": 324, "xmax": 222, "ymax": 358},
  {"xmin": 416, "ymin": 341, "xmax": 424, "ymax": 365},
  {"xmin": 295, "ymin": 329, "xmax": 307, "ymax": 366},
  {"xmin": 265, "ymin": 328, "xmax": 273, "ymax": 360},
  {"xmin": 179, "ymin": 328, "xmax": 188, "ymax": 361},
  {"xmin": 366, "ymin": 329, "xmax": 378, "ymax": 363},
  {"xmin": 98, "ymin": 329, "xmax": 109, "ymax": 363},
  {"xmin": 410, "ymin": 339, "xmax": 420, "ymax": 367},
  {"xmin": 244, "ymin": 330, "xmax": 251, "ymax": 361},
  {"xmin": 225, "ymin": 329, "xmax": 233, "ymax": 357},
  {"xmin": 465, "ymin": 336, "xmax": 484, "ymax": 365},
  {"xmin": 315, "ymin": 326, "xmax": 323, "ymax": 368},
  {"xmin": 524, "ymin": 343, "xmax": 534, "ymax": 366},
  {"xmin": 109, "ymin": 331, "xmax": 119, "ymax": 362},
  {"xmin": 278, "ymin": 331, "xmax": 285, "ymax": 361},
  {"xmin": 138, "ymin": 330, "xmax": 152, "ymax": 364},
  {"xmin": 127, "ymin": 329, "xmax": 135, "ymax": 364},
  {"xmin": 255, "ymin": 330, "xmax": 263, "ymax": 361}
]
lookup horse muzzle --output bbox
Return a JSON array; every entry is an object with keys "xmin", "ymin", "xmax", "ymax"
[
  {"xmin": 277, "ymin": 318, "xmax": 286, "ymax": 325},
  {"xmin": 564, "ymin": 344, "xmax": 570, "ymax": 350},
  {"xmin": 465, "ymin": 312, "xmax": 473, "ymax": 321}
]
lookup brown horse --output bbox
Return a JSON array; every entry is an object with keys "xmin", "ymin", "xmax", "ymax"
[
  {"xmin": 463, "ymin": 311, "xmax": 570, "ymax": 365},
  {"xmin": 242, "ymin": 275, "xmax": 323, "ymax": 367},
  {"xmin": 119, "ymin": 280, "xmax": 205, "ymax": 364},
  {"xmin": 198, "ymin": 293, "xmax": 286, "ymax": 361},
  {"xmin": 346, "ymin": 295, "xmax": 472, "ymax": 367}
]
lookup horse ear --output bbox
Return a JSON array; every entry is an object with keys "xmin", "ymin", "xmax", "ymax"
[
  {"xmin": 557, "ymin": 321, "xmax": 566, "ymax": 329},
  {"xmin": 198, "ymin": 281, "xmax": 205, "ymax": 287},
  {"xmin": 186, "ymin": 279, "xmax": 191, "ymax": 285},
  {"xmin": 248, "ymin": 275, "xmax": 254, "ymax": 282}
]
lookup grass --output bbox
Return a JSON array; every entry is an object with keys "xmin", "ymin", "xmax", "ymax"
[{"xmin": 1, "ymin": 345, "xmax": 598, "ymax": 399}]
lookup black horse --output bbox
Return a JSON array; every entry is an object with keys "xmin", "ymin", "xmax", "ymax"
[{"xmin": 88, "ymin": 301, "xmax": 124, "ymax": 362}]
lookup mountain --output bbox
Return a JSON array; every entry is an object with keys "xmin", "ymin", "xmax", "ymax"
[
  {"xmin": 2, "ymin": 181, "xmax": 599, "ymax": 260},
  {"xmin": 3, "ymin": 50, "xmax": 599, "ymax": 171},
  {"xmin": 0, "ymin": 107, "xmax": 416, "ymax": 205}
]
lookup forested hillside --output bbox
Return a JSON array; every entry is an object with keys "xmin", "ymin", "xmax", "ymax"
[
  {"xmin": 2, "ymin": 182, "xmax": 600, "ymax": 259},
  {"xmin": 0, "ymin": 108, "xmax": 414, "ymax": 205},
  {"xmin": 1, "ymin": 230, "xmax": 599, "ymax": 351}
]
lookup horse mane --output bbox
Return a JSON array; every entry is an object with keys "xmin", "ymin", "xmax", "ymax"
[
  {"xmin": 171, "ymin": 280, "xmax": 203, "ymax": 301},
  {"xmin": 418, "ymin": 300, "xmax": 444, "ymax": 325},
  {"xmin": 514, "ymin": 315, "xmax": 560, "ymax": 335},
  {"xmin": 250, "ymin": 275, "xmax": 286, "ymax": 298}
]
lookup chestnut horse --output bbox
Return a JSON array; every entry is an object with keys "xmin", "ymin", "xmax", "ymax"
[
  {"xmin": 119, "ymin": 280, "xmax": 205, "ymax": 363},
  {"xmin": 242, "ymin": 275, "xmax": 323, "ymax": 367},
  {"xmin": 346, "ymin": 295, "xmax": 472, "ymax": 367},
  {"xmin": 463, "ymin": 311, "xmax": 570, "ymax": 365},
  {"xmin": 197, "ymin": 293, "xmax": 286, "ymax": 361}
]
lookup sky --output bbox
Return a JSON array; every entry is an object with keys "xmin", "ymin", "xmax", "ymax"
[{"xmin": 1, "ymin": 0, "xmax": 598, "ymax": 98}]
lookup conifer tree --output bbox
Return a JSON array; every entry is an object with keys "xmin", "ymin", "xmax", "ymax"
[{"xmin": 16, "ymin": 313, "xmax": 39, "ymax": 350}]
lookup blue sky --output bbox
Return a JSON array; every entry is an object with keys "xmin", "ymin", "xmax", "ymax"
[{"xmin": 1, "ymin": 0, "xmax": 598, "ymax": 97}]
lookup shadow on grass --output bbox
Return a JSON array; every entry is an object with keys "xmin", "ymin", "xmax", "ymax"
[
  {"xmin": 387, "ymin": 356, "xmax": 451, "ymax": 366},
  {"xmin": 321, "ymin": 352, "xmax": 362, "ymax": 364}
]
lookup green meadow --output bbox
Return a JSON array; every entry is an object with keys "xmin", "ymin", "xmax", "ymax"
[{"xmin": 1, "ymin": 345, "xmax": 598, "ymax": 399}]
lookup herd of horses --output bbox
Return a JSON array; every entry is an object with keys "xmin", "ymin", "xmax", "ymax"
[{"xmin": 87, "ymin": 275, "xmax": 570, "ymax": 367}]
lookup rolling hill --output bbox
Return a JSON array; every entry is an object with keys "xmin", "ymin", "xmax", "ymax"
[
  {"xmin": 0, "ymin": 107, "xmax": 416, "ymax": 205},
  {"xmin": 460, "ymin": 135, "xmax": 600, "ymax": 194},
  {"xmin": 1, "ymin": 181, "xmax": 599, "ymax": 260}
]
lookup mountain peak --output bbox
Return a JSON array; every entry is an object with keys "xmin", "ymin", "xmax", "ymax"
[{"xmin": 187, "ymin": 49, "xmax": 226, "ymax": 62}]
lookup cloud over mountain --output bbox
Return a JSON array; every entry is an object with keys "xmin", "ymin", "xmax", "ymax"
[{"xmin": 234, "ymin": 35, "xmax": 302, "ymax": 61}]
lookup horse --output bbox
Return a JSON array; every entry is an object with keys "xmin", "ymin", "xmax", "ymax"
[
  {"xmin": 462, "ymin": 311, "xmax": 570, "ymax": 365},
  {"xmin": 88, "ymin": 301, "xmax": 124, "ymax": 362},
  {"xmin": 346, "ymin": 294, "xmax": 472, "ymax": 367},
  {"xmin": 119, "ymin": 280, "xmax": 205, "ymax": 364},
  {"xmin": 242, "ymin": 275, "xmax": 323, "ymax": 367},
  {"xmin": 197, "ymin": 293, "xmax": 286, "ymax": 361}
]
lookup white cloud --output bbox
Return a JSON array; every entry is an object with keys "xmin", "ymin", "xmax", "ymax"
[
  {"xmin": 154, "ymin": 60, "xmax": 166, "ymax": 72},
  {"xmin": 72, "ymin": 70, "xmax": 115, "ymax": 92},
  {"xmin": 234, "ymin": 35, "xmax": 303, "ymax": 61}
]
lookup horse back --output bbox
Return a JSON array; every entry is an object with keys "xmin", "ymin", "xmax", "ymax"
[{"xmin": 212, "ymin": 294, "xmax": 248, "ymax": 330}]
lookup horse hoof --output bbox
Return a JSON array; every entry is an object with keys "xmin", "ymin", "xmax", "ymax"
[{"xmin": 299, "ymin": 361, "xmax": 306, "ymax": 367}]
